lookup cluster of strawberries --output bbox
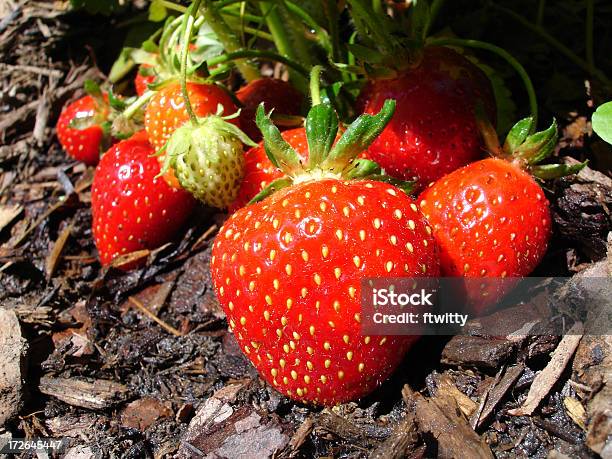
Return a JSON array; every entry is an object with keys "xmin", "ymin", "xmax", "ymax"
[{"xmin": 56, "ymin": 42, "xmax": 580, "ymax": 405}]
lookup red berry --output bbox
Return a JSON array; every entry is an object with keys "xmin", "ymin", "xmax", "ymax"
[
  {"xmin": 419, "ymin": 157, "xmax": 551, "ymax": 311},
  {"xmin": 230, "ymin": 128, "xmax": 309, "ymax": 211},
  {"xmin": 56, "ymin": 95, "xmax": 109, "ymax": 166},
  {"xmin": 211, "ymin": 179, "xmax": 439, "ymax": 404},
  {"xmin": 91, "ymin": 131, "xmax": 196, "ymax": 267},
  {"xmin": 357, "ymin": 46, "xmax": 496, "ymax": 189},
  {"xmin": 144, "ymin": 82, "xmax": 239, "ymax": 152},
  {"xmin": 134, "ymin": 64, "xmax": 156, "ymax": 96},
  {"xmin": 236, "ymin": 78, "xmax": 303, "ymax": 142}
]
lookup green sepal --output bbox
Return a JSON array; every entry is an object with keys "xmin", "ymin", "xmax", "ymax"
[
  {"xmin": 503, "ymin": 117, "xmax": 534, "ymax": 156},
  {"xmin": 107, "ymin": 87, "xmax": 126, "ymax": 111},
  {"xmin": 531, "ymin": 161, "xmax": 588, "ymax": 180},
  {"xmin": 305, "ymin": 104, "xmax": 339, "ymax": 168},
  {"xmin": 109, "ymin": 47, "xmax": 137, "ymax": 83},
  {"xmin": 364, "ymin": 174, "xmax": 415, "ymax": 195},
  {"xmin": 347, "ymin": 43, "xmax": 386, "ymax": 65},
  {"xmin": 515, "ymin": 119, "xmax": 558, "ymax": 165},
  {"xmin": 323, "ymin": 99, "xmax": 396, "ymax": 173},
  {"xmin": 345, "ymin": 159, "xmax": 381, "ymax": 179},
  {"xmin": 256, "ymin": 104, "xmax": 303, "ymax": 176},
  {"xmin": 248, "ymin": 177, "xmax": 293, "ymax": 205}
]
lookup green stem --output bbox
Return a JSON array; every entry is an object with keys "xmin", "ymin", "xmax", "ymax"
[
  {"xmin": 220, "ymin": 7, "xmax": 263, "ymax": 24},
  {"xmin": 586, "ymin": 0, "xmax": 594, "ymax": 74},
  {"xmin": 490, "ymin": 3, "xmax": 611, "ymax": 87},
  {"xmin": 208, "ymin": 49, "xmax": 310, "ymax": 77},
  {"xmin": 372, "ymin": 0, "xmax": 382, "ymax": 15},
  {"xmin": 180, "ymin": 0, "xmax": 201, "ymax": 125},
  {"xmin": 424, "ymin": 0, "xmax": 446, "ymax": 37},
  {"xmin": 310, "ymin": 66, "xmax": 323, "ymax": 105},
  {"xmin": 201, "ymin": 0, "xmax": 260, "ymax": 82},
  {"xmin": 259, "ymin": 1, "xmax": 310, "ymax": 92},
  {"xmin": 536, "ymin": 0, "xmax": 545, "ymax": 25},
  {"xmin": 428, "ymin": 37, "xmax": 538, "ymax": 131},
  {"xmin": 160, "ymin": 0, "xmax": 187, "ymax": 13},
  {"xmin": 123, "ymin": 90, "xmax": 156, "ymax": 120}
]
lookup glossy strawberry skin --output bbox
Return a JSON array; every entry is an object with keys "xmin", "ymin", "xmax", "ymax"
[
  {"xmin": 91, "ymin": 132, "xmax": 196, "ymax": 267},
  {"xmin": 135, "ymin": 64, "xmax": 155, "ymax": 96},
  {"xmin": 419, "ymin": 158, "xmax": 551, "ymax": 310},
  {"xmin": 237, "ymin": 78, "xmax": 303, "ymax": 142},
  {"xmin": 211, "ymin": 179, "xmax": 439, "ymax": 404},
  {"xmin": 56, "ymin": 95, "xmax": 108, "ymax": 166},
  {"xmin": 144, "ymin": 82, "xmax": 239, "ymax": 151},
  {"xmin": 357, "ymin": 46, "xmax": 496, "ymax": 189},
  {"xmin": 230, "ymin": 128, "xmax": 309, "ymax": 211}
]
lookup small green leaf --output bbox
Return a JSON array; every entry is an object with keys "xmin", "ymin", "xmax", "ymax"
[
  {"xmin": 515, "ymin": 119, "xmax": 558, "ymax": 165},
  {"xmin": 324, "ymin": 99, "xmax": 396, "ymax": 172},
  {"xmin": 347, "ymin": 43, "xmax": 385, "ymax": 65},
  {"xmin": 107, "ymin": 87, "xmax": 126, "ymax": 111},
  {"xmin": 592, "ymin": 101, "xmax": 612, "ymax": 145},
  {"xmin": 503, "ymin": 117, "xmax": 534, "ymax": 155},
  {"xmin": 83, "ymin": 79, "xmax": 102, "ymax": 97},
  {"xmin": 255, "ymin": 104, "xmax": 303, "ymax": 176},
  {"xmin": 149, "ymin": 0, "xmax": 168, "ymax": 22},
  {"xmin": 305, "ymin": 104, "xmax": 339, "ymax": 168}
]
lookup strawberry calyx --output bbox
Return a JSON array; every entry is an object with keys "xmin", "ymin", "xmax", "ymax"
[
  {"xmin": 479, "ymin": 115, "xmax": 587, "ymax": 180},
  {"xmin": 250, "ymin": 98, "xmax": 414, "ymax": 203}
]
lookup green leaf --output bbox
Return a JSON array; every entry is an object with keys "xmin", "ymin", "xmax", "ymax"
[
  {"xmin": 149, "ymin": 0, "xmax": 168, "ymax": 22},
  {"xmin": 108, "ymin": 47, "xmax": 137, "ymax": 84},
  {"xmin": 305, "ymin": 104, "xmax": 339, "ymax": 168},
  {"xmin": 347, "ymin": 43, "xmax": 385, "ymax": 65},
  {"xmin": 323, "ymin": 99, "xmax": 396, "ymax": 172},
  {"xmin": 503, "ymin": 117, "xmax": 534, "ymax": 155},
  {"xmin": 255, "ymin": 104, "xmax": 303, "ymax": 176},
  {"xmin": 515, "ymin": 119, "xmax": 558, "ymax": 165},
  {"xmin": 592, "ymin": 101, "xmax": 612, "ymax": 145}
]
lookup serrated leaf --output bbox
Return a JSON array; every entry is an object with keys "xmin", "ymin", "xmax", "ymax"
[{"xmin": 592, "ymin": 101, "xmax": 612, "ymax": 145}]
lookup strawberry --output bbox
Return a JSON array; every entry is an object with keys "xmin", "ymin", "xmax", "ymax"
[
  {"xmin": 211, "ymin": 100, "xmax": 440, "ymax": 404},
  {"xmin": 91, "ymin": 131, "xmax": 195, "ymax": 267},
  {"xmin": 134, "ymin": 64, "xmax": 156, "ymax": 96},
  {"xmin": 230, "ymin": 128, "xmax": 309, "ymax": 211},
  {"xmin": 144, "ymin": 82, "xmax": 239, "ymax": 152},
  {"xmin": 56, "ymin": 94, "xmax": 110, "ymax": 166},
  {"xmin": 161, "ymin": 109, "xmax": 255, "ymax": 209},
  {"xmin": 357, "ymin": 46, "xmax": 496, "ymax": 189},
  {"xmin": 418, "ymin": 117, "xmax": 585, "ymax": 311},
  {"xmin": 236, "ymin": 78, "xmax": 304, "ymax": 142}
]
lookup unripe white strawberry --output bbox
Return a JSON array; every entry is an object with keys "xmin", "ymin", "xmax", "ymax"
[{"xmin": 162, "ymin": 113, "xmax": 255, "ymax": 209}]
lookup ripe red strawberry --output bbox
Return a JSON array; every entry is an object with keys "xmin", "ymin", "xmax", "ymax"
[
  {"xmin": 211, "ymin": 100, "xmax": 440, "ymax": 404},
  {"xmin": 357, "ymin": 46, "xmax": 496, "ymax": 189},
  {"xmin": 56, "ymin": 95, "xmax": 110, "ymax": 166},
  {"xmin": 230, "ymin": 128, "xmax": 309, "ymax": 211},
  {"xmin": 91, "ymin": 131, "xmax": 195, "ymax": 267},
  {"xmin": 236, "ymin": 78, "xmax": 303, "ymax": 142},
  {"xmin": 134, "ymin": 64, "xmax": 156, "ymax": 96},
  {"xmin": 418, "ymin": 117, "xmax": 585, "ymax": 312},
  {"xmin": 144, "ymin": 82, "xmax": 239, "ymax": 151}
]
